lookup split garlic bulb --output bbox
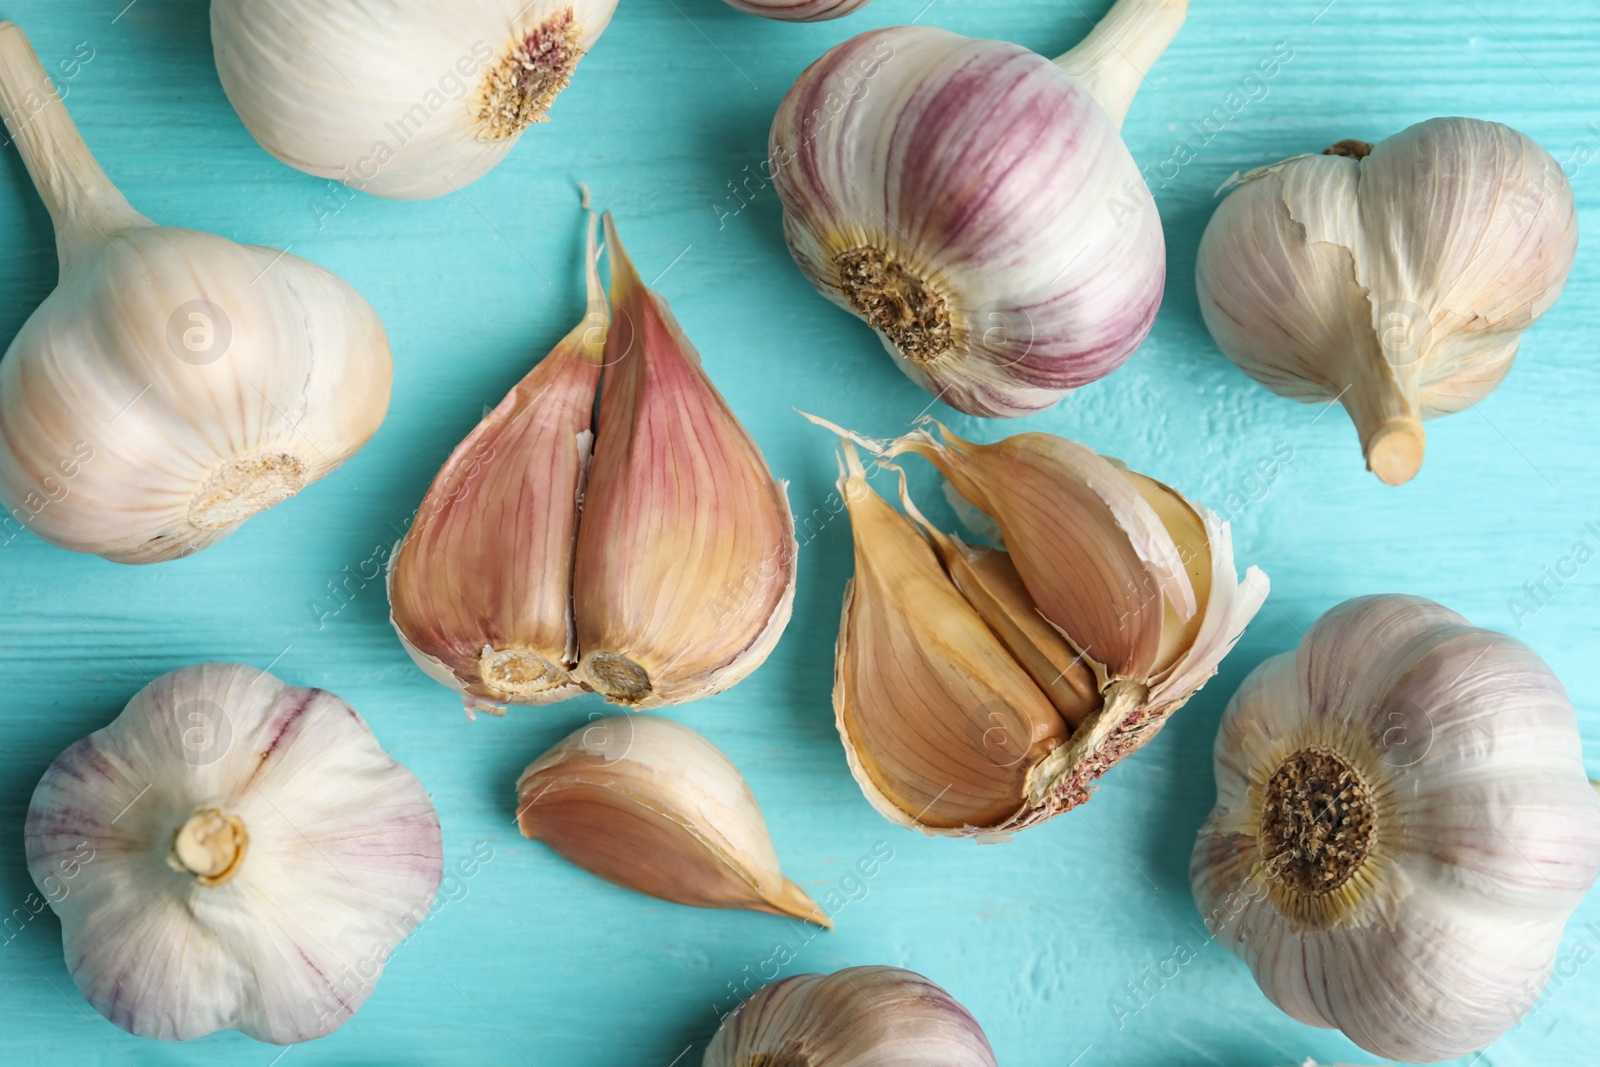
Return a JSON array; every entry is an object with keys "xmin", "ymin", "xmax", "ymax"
[
  {"xmin": 704, "ymin": 966, "xmax": 996, "ymax": 1066},
  {"xmin": 390, "ymin": 212, "xmax": 796, "ymax": 712},
  {"xmin": 212, "ymin": 0, "xmax": 619, "ymax": 200},
  {"xmin": 517, "ymin": 715, "xmax": 828, "ymax": 925},
  {"xmin": 1196, "ymin": 118, "xmax": 1577, "ymax": 484},
  {"xmin": 0, "ymin": 22, "xmax": 392, "ymax": 564},
  {"xmin": 770, "ymin": 0, "xmax": 1188, "ymax": 417},
  {"xmin": 25, "ymin": 664, "xmax": 443, "ymax": 1043},
  {"xmin": 1192, "ymin": 595, "xmax": 1600, "ymax": 1062},
  {"xmin": 817, "ymin": 419, "xmax": 1266, "ymax": 835},
  {"xmin": 722, "ymin": 0, "xmax": 872, "ymax": 21}
]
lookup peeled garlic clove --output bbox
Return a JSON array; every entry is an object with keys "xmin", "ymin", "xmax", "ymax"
[
  {"xmin": 0, "ymin": 23, "xmax": 392, "ymax": 564},
  {"xmin": 1191, "ymin": 595, "xmax": 1600, "ymax": 1062},
  {"xmin": 211, "ymin": 1, "xmax": 619, "ymax": 200},
  {"xmin": 571, "ymin": 216, "xmax": 797, "ymax": 707},
  {"xmin": 721, "ymin": 0, "xmax": 872, "ymax": 20},
  {"xmin": 516, "ymin": 715, "xmax": 828, "ymax": 925},
  {"xmin": 389, "ymin": 213, "xmax": 605, "ymax": 714},
  {"xmin": 1196, "ymin": 118, "xmax": 1577, "ymax": 484},
  {"xmin": 832, "ymin": 445, "xmax": 1067, "ymax": 831},
  {"xmin": 769, "ymin": 0, "xmax": 1188, "ymax": 417},
  {"xmin": 25, "ymin": 664, "xmax": 443, "ymax": 1043},
  {"xmin": 704, "ymin": 965, "xmax": 997, "ymax": 1066}
]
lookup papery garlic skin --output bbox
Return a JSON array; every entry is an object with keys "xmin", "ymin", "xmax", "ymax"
[
  {"xmin": 703, "ymin": 966, "xmax": 997, "ymax": 1066},
  {"xmin": 0, "ymin": 22, "xmax": 391, "ymax": 564},
  {"xmin": 25, "ymin": 664, "xmax": 443, "ymax": 1044},
  {"xmin": 722, "ymin": 0, "xmax": 872, "ymax": 21},
  {"xmin": 1191, "ymin": 595, "xmax": 1600, "ymax": 1062},
  {"xmin": 211, "ymin": 0, "xmax": 619, "ymax": 200},
  {"xmin": 1196, "ymin": 118, "xmax": 1577, "ymax": 485},
  {"xmin": 517, "ymin": 715, "xmax": 829, "ymax": 925},
  {"xmin": 770, "ymin": 0, "xmax": 1188, "ymax": 417}
]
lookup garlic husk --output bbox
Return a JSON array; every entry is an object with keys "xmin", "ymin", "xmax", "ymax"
[
  {"xmin": 0, "ymin": 22, "xmax": 392, "ymax": 564},
  {"xmin": 1196, "ymin": 117, "xmax": 1577, "ymax": 485},
  {"xmin": 769, "ymin": 0, "xmax": 1187, "ymax": 417},
  {"xmin": 25, "ymin": 664, "xmax": 443, "ymax": 1043},
  {"xmin": 570, "ymin": 216, "xmax": 797, "ymax": 707},
  {"xmin": 722, "ymin": 0, "xmax": 872, "ymax": 21},
  {"xmin": 388, "ymin": 212, "xmax": 606, "ymax": 714},
  {"xmin": 703, "ymin": 966, "xmax": 996, "ymax": 1066},
  {"xmin": 1191, "ymin": 595, "xmax": 1600, "ymax": 1062},
  {"xmin": 516, "ymin": 715, "xmax": 829, "ymax": 925},
  {"xmin": 211, "ymin": 0, "xmax": 619, "ymax": 200}
]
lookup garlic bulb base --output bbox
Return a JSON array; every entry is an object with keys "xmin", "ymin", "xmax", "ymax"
[
  {"xmin": 1363, "ymin": 418, "xmax": 1425, "ymax": 486},
  {"xmin": 189, "ymin": 452, "xmax": 310, "ymax": 530},
  {"xmin": 835, "ymin": 246, "xmax": 953, "ymax": 365},
  {"xmin": 577, "ymin": 650, "xmax": 652, "ymax": 703},
  {"xmin": 1324, "ymin": 138, "xmax": 1374, "ymax": 159},
  {"xmin": 1258, "ymin": 746, "xmax": 1376, "ymax": 905},
  {"xmin": 477, "ymin": 9, "xmax": 585, "ymax": 139},
  {"xmin": 167, "ymin": 808, "xmax": 249, "ymax": 888}
]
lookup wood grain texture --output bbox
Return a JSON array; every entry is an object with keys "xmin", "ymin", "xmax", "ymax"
[{"xmin": 0, "ymin": 0, "xmax": 1597, "ymax": 1064}]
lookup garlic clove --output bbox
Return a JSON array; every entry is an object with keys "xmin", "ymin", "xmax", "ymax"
[
  {"xmin": 832, "ymin": 444, "xmax": 1067, "ymax": 831},
  {"xmin": 570, "ymin": 215, "xmax": 797, "ymax": 707},
  {"xmin": 388, "ymin": 212, "xmax": 606, "ymax": 714},
  {"xmin": 516, "ymin": 715, "xmax": 829, "ymax": 926}
]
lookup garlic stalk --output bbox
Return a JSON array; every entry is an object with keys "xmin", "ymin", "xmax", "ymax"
[
  {"xmin": 722, "ymin": 0, "xmax": 873, "ymax": 21},
  {"xmin": 211, "ymin": 0, "xmax": 619, "ymax": 200},
  {"xmin": 815, "ymin": 418, "xmax": 1266, "ymax": 835},
  {"xmin": 1191, "ymin": 595, "xmax": 1600, "ymax": 1062},
  {"xmin": 703, "ymin": 966, "xmax": 996, "ymax": 1066},
  {"xmin": 516, "ymin": 715, "xmax": 829, "ymax": 925},
  {"xmin": 25, "ymin": 664, "xmax": 443, "ymax": 1044},
  {"xmin": 769, "ymin": 0, "xmax": 1188, "ymax": 417},
  {"xmin": 0, "ymin": 22, "xmax": 392, "ymax": 564},
  {"xmin": 1196, "ymin": 118, "xmax": 1577, "ymax": 484}
]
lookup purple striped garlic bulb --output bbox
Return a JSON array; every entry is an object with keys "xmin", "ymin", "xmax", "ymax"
[
  {"xmin": 25, "ymin": 664, "xmax": 443, "ymax": 1044},
  {"xmin": 722, "ymin": 0, "xmax": 872, "ymax": 21},
  {"xmin": 770, "ymin": 0, "xmax": 1188, "ymax": 417}
]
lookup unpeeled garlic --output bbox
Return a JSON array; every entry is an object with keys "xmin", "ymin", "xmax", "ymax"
[
  {"xmin": 25, "ymin": 664, "xmax": 443, "ymax": 1043},
  {"xmin": 818, "ymin": 419, "xmax": 1266, "ymax": 835},
  {"xmin": 1192, "ymin": 595, "xmax": 1600, "ymax": 1062},
  {"xmin": 1196, "ymin": 118, "xmax": 1577, "ymax": 484},
  {"xmin": 0, "ymin": 22, "xmax": 392, "ymax": 564},
  {"xmin": 516, "ymin": 715, "xmax": 828, "ymax": 925},
  {"xmin": 703, "ymin": 965, "xmax": 996, "ymax": 1066},
  {"xmin": 389, "ymin": 212, "xmax": 796, "ymax": 712},
  {"xmin": 722, "ymin": 0, "xmax": 873, "ymax": 20}
]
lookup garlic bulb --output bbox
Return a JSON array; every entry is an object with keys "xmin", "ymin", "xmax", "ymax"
[
  {"xmin": 1191, "ymin": 595, "xmax": 1600, "ymax": 1062},
  {"xmin": 1196, "ymin": 118, "xmax": 1577, "ymax": 485},
  {"xmin": 211, "ymin": 0, "xmax": 619, "ymax": 200},
  {"xmin": 0, "ymin": 22, "xmax": 392, "ymax": 564},
  {"xmin": 517, "ymin": 715, "xmax": 829, "ymax": 925},
  {"xmin": 769, "ymin": 0, "xmax": 1188, "ymax": 417},
  {"xmin": 722, "ymin": 0, "xmax": 872, "ymax": 21},
  {"xmin": 390, "ymin": 212, "xmax": 796, "ymax": 713},
  {"xmin": 703, "ymin": 966, "xmax": 996, "ymax": 1066},
  {"xmin": 25, "ymin": 664, "xmax": 443, "ymax": 1043},
  {"xmin": 816, "ymin": 419, "xmax": 1266, "ymax": 835}
]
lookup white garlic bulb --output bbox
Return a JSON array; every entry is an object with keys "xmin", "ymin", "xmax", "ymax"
[
  {"xmin": 25, "ymin": 664, "xmax": 443, "ymax": 1044},
  {"xmin": 703, "ymin": 965, "xmax": 997, "ymax": 1065},
  {"xmin": 211, "ymin": 0, "xmax": 619, "ymax": 201},
  {"xmin": 769, "ymin": 0, "xmax": 1188, "ymax": 417},
  {"xmin": 0, "ymin": 22, "xmax": 392, "ymax": 564},
  {"xmin": 722, "ymin": 0, "xmax": 872, "ymax": 21},
  {"xmin": 1192, "ymin": 595, "xmax": 1600, "ymax": 1062},
  {"xmin": 1196, "ymin": 118, "xmax": 1577, "ymax": 484}
]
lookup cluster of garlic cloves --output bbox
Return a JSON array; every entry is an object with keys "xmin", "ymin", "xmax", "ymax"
[
  {"xmin": 390, "ymin": 212, "xmax": 795, "ymax": 714},
  {"xmin": 817, "ymin": 418, "xmax": 1266, "ymax": 835},
  {"xmin": 1197, "ymin": 117, "xmax": 1577, "ymax": 484},
  {"xmin": 26, "ymin": 664, "xmax": 443, "ymax": 1043},
  {"xmin": 0, "ymin": 22, "xmax": 392, "ymax": 563},
  {"xmin": 517, "ymin": 715, "xmax": 828, "ymax": 925}
]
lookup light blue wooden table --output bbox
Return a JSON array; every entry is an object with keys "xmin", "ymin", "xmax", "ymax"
[{"xmin": 1, "ymin": 1, "xmax": 1596, "ymax": 1064}]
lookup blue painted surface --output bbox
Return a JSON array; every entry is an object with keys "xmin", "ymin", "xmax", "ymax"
[{"xmin": 0, "ymin": 1, "xmax": 1596, "ymax": 1064}]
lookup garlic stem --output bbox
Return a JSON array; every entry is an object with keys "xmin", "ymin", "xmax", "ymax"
[
  {"xmin": 167, "ymin": 808, "xmax": 249, "ymax": 888},
  {"xmin": 1054, "ymin": 0, "xmax": 1189, "ymax": 128},
  {"xmin": 1341, "ymin": 359, "xmax": 1425, "ymax": 486},
  {"xmin": 0, "ymin": 22, "xmax": 148, "ymax": 270}
]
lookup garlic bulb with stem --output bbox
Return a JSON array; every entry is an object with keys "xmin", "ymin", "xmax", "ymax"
[
  {"xmin": 517, "ymin": 714, "xmax": 829, "ymax": 925},
  {"xmin": 1191, "ymin": 595, "xmax": 1600, "ymax": 1062},
  {"xmin": 0, "ymin": 21, "xmax": 392, "ymax": 564},
  {"xmin": 703, "ymin": 965, "xmax": 996, "ymax": 1066},
  {"xmin": 721, "ymin": 0, "xmax": 872, "ymax": 21},
  {"xmin": 1196, "ymin": 118, "xmax": 1577, "ymax": 485},
  {"xmin": 25, "ymin": 663, "xmax": 443, "ymax": 1044},
  {"xmin": 769, "ymin": 0, "xmax": 1188, "ymax": 417},
  {"xmin": 812, "ymin": 417, "xmax": 1266, "ymax": 835},
  {"xmin": 211, "ymin": 0, "xmax": 619, "ymax": 200}
]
